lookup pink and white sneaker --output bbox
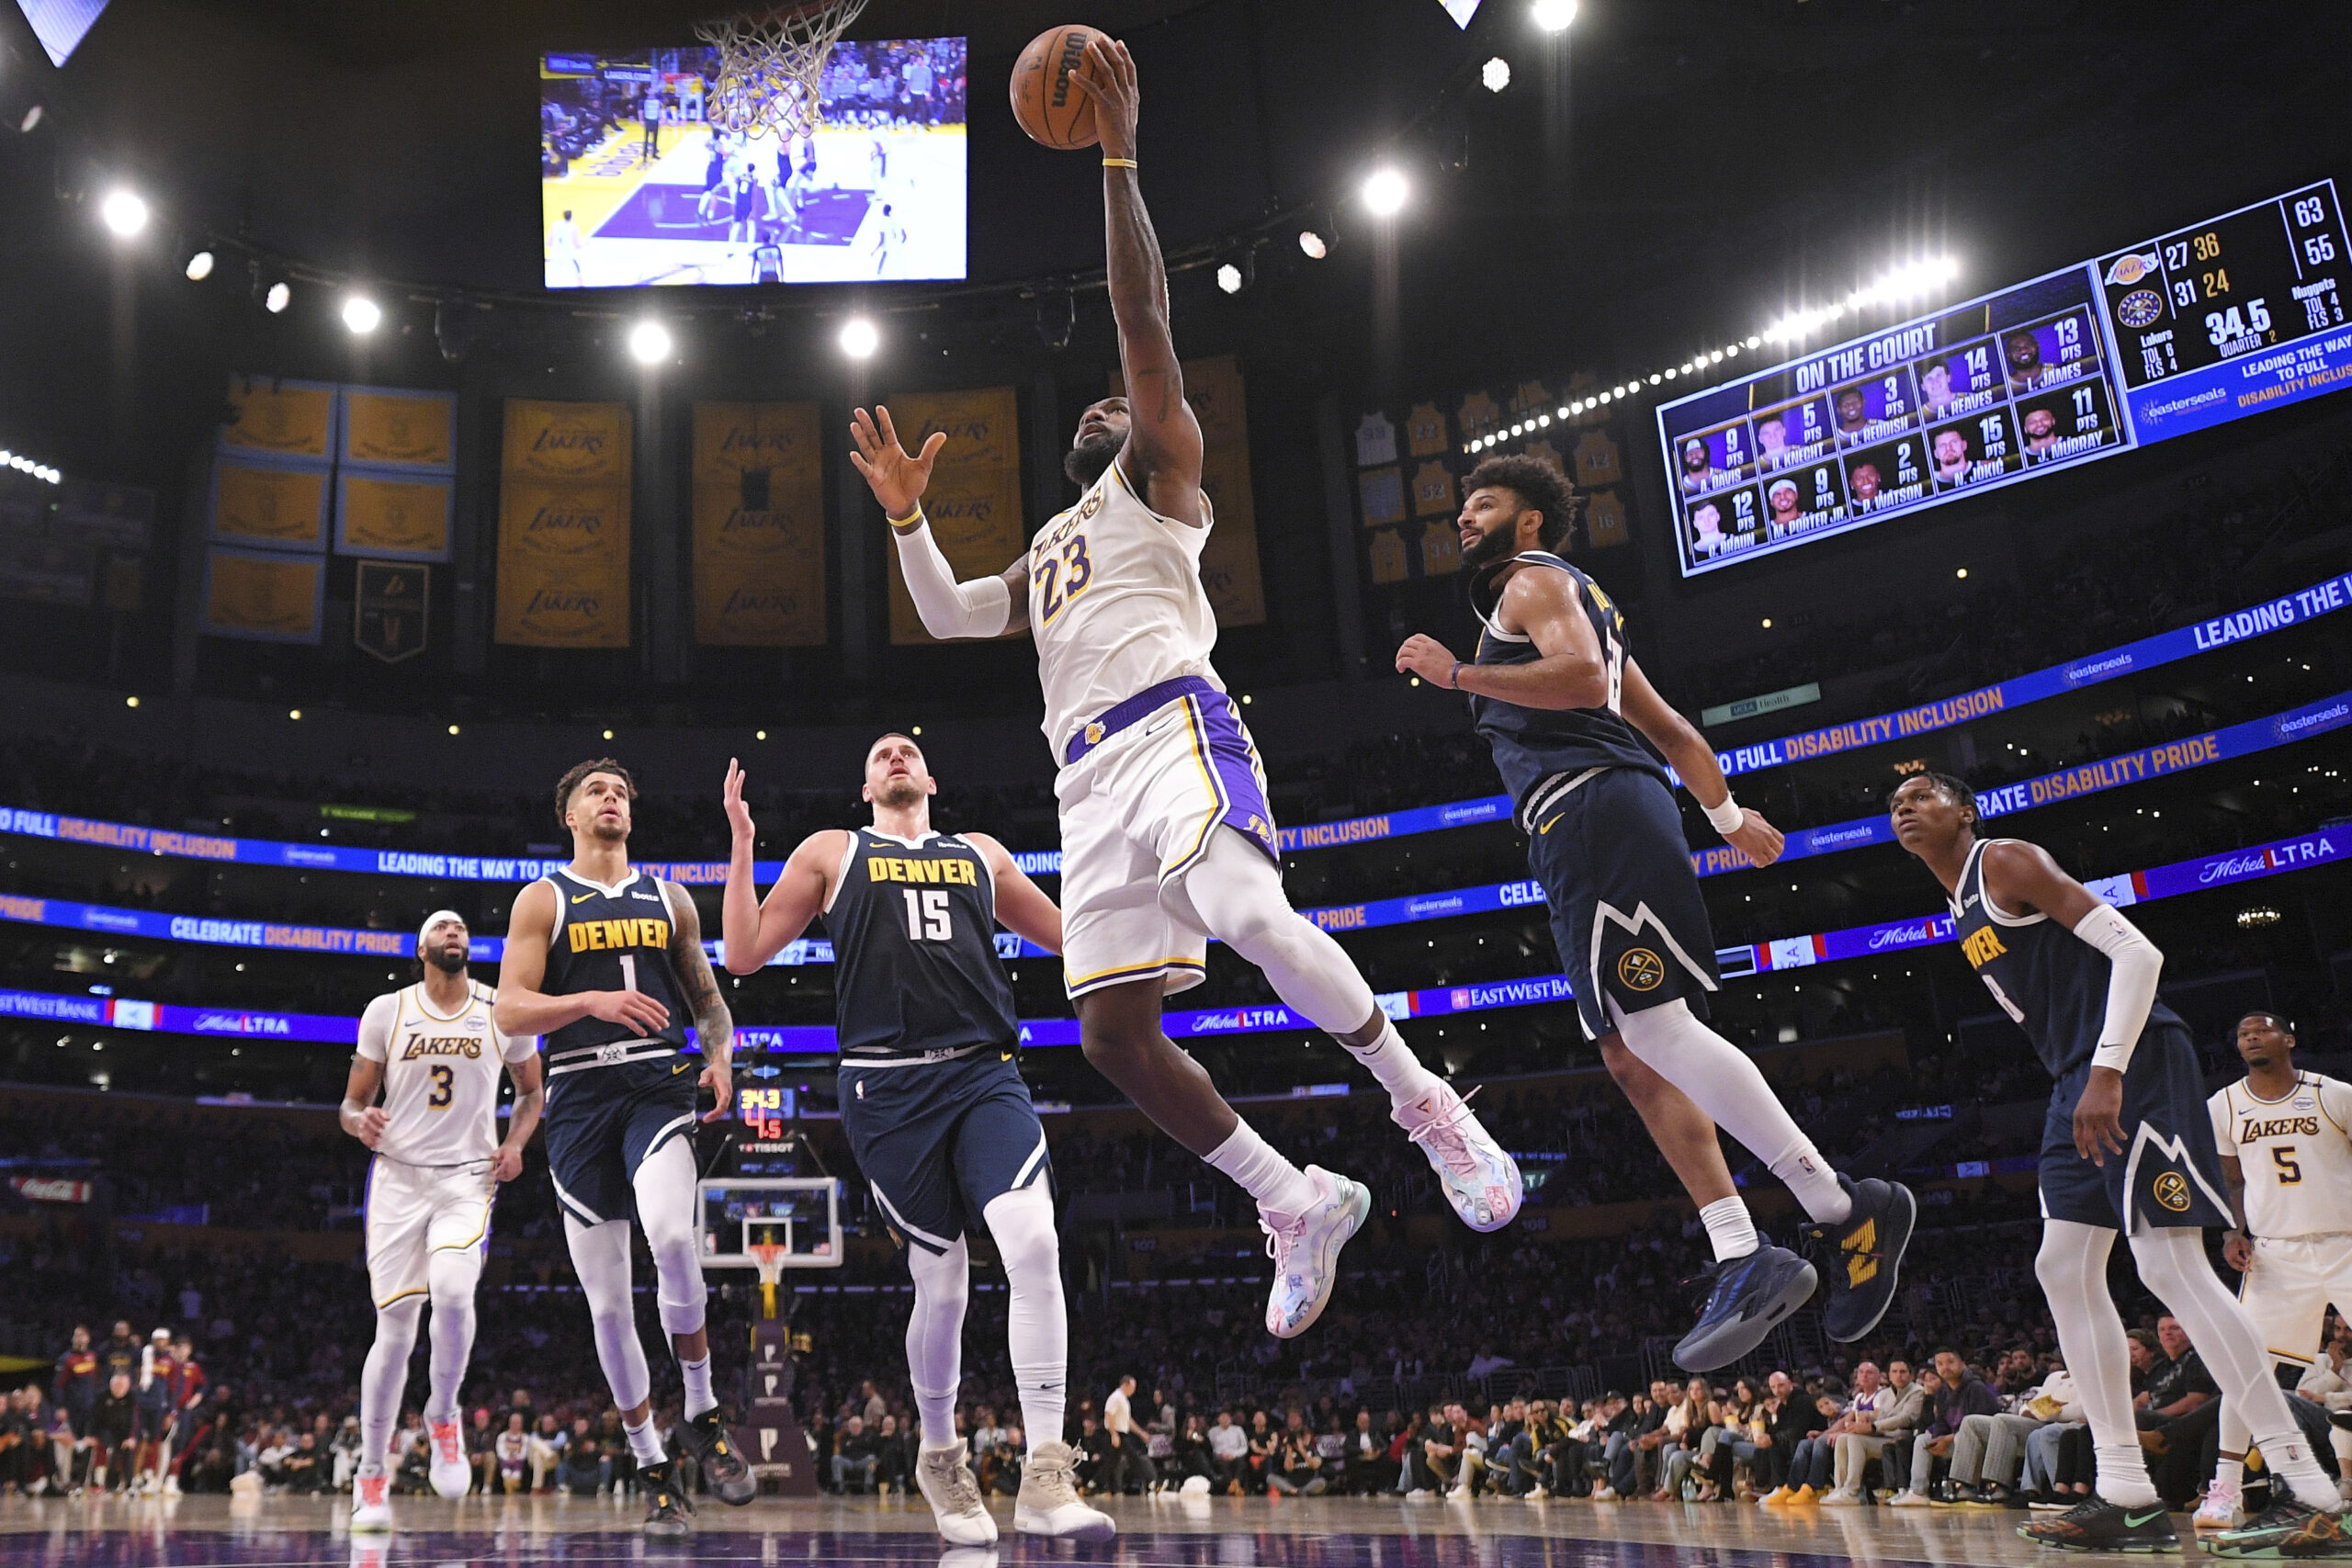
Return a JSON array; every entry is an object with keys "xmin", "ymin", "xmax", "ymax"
[
  {"xmin": 427, "ymin": 1416, "xmax": 471, "ymax": 1500},
  {"xmin": 2193, "ymin": 1477, "xmax": 2245, "ymax": 1531},
  {"xmin": 1396, "ymin": 1083, "xmax": 1522, "ymax": 1232},
  {"xmin": 351, "ymin": 1472, "xmax": 391, "ymax": 1532},
  {"xmin": 1261, "ymin": 1166, "xmax": 1370, "ymax": 1338}
]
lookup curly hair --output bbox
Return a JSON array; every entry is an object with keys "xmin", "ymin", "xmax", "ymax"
[
  {"xmin": 1887, "ymin": 770, "xmax": 1977, "ymax": 824},
  {"xmin": 553, "ymin": 757, "xmax": 637, "ymax": 827},
  {"xmin": 1464, "ymin": 452, "xmax": 1585, "ymax": 552}
]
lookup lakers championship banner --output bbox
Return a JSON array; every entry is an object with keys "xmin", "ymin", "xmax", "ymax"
[
  {"xmin": 690, "ymin": 401, "xmax": 826, "ymax": 647},
  {"xmin": 884, "ymin": 386, "xmax": 1024, "ymax": 644},
  {"xmin": 209, "ymin": 455, "xmax": 330, "ymax": 551},
  {"xmin": 341, "ymin": 387, "xmax": 456, "ymax": 471},
  {"xmin": 495, "ymin": 471, "xmax": 630, "ymax": 649},
  {"xmin": 1112, "ymin": 355, "xmax": 1266, "ymax": 626},
  {"xmin": 202, "ymin": 546, "xmax": 324, "ymax": 643},
  {"xmin": 220, "ymin": 377, "xmax": 337, "ymax": 459},
  {"xmin": 502, "ymin": 399, "xmax": 629, "ymax": 483},
  {"xmin": 335, "ymin": 469, "xmax": 453, "ymax": 561}
]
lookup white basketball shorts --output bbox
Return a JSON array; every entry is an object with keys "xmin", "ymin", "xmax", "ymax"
[
  {"xmin": 365, "ymin": 1157, "xmax": 495, "ymax": 1307},
  {"xmin": 2238, "ymin": 1233, "xmax": 2352, "ymax": 1368},
  {"xmin": 1054, "ymin": 686, "xmax": 1279, "ymax": 1000}
]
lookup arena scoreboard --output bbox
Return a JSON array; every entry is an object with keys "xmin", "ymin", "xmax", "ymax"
[{"xmin": 1658, "ymin": 181, "xmax": 2351, "ymax": 576}]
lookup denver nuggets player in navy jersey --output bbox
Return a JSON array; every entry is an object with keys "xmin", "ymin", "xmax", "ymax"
[
  {"xmin": 721, "ymin": 735, "xmax": 1111, "ymax": 1545},
  {"xmin": 497, "ymin": 760, "xmax": 752, "ymax": 1539},
  {"xmin": 1397, "ymin": 453, "xmax": 1914, "ymax": 1373},
  {"xmin": 1892, "ymin": 773, "xmax": 2352, "ymax": 1557}
]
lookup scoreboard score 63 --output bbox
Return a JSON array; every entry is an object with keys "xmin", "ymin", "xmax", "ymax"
[{"xmin": 738, "ymin": 1085, "xmax": 796, "ymax": 1139}]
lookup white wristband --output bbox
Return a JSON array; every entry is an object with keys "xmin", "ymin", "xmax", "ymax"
[{"xmin": 1702, "ymin": 795, "xmax": 1745, "ymax": 835}]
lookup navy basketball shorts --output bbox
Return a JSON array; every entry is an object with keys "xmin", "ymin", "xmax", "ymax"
[
  {"xmin": 2039, "ymin": 1021, "xmax": 2233, "ymax": 1233},
  {"xmin": 1524, "ymin": 766, "xmax": 1721, "ymax": 1043},
  {"xmin": 839, "ymin": 1050, "xmax": 1050, "ymax": 1261},
  {"xmin": 542, "ymin": 1055, "xmax": 702, "ymax": 1230}
]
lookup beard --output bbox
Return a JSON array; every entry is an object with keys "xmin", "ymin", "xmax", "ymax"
[
  {"xmin": 1063, "ymin": 431, "xmax": 1119, "ymax": 489},
  {"xmin": 425, "ymin": 943, "xmax": 468, "ymax": 976},
  {"xmin": 1461, "ymin": 522, "xmax": 1519, "ymax": 572},
  {"xmin": 872, "ymin": 776, "xmax": 924, "ymax": 810}
]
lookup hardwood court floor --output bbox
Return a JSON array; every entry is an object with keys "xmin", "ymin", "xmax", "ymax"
[{"xmin": 0, "ymin": 1491, "xmax": 2221, "ymax": 1564}]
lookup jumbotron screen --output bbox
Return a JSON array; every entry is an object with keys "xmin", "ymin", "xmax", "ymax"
[
  {"xmin": 538, "ymin": 39, "xmax": 967, "ymax": 288},
  {"xmin": 1657, "ymin": 181, "xmax": 2352, "ymax": 576}
]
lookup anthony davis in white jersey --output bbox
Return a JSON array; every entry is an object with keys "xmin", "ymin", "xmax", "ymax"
[{"xmin": 846, "ymin": 34, "xmax": 1521, "ymax": 1348}]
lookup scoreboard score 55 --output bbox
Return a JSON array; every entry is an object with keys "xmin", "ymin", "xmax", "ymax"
[{"xmin": 739, "ymin": 1085, "xmax": 797, "ymax": 1139}]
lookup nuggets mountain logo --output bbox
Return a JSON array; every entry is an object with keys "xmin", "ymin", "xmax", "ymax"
[
  {"xmin": 2152, "ymin": 1171, "xmax": 2193, "ymax": 1213},
  {"xmin": 1617, "ymin": 948, "xmax": 1666, "ymax": 992}
]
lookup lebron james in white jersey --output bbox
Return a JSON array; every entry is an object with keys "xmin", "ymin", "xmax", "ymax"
[
  {"xmin": 341, "ymin": 911, "xmax": 543, "ymax": 1530},
  {"xmin": 2197, "ymin": 1010, "xmax": 2352, "ymax": 1527},
  {"xmin": 849, "ymin": 35, "xmax": 1521, "ymax": 1343}
]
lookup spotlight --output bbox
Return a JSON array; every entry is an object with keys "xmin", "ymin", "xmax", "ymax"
[
  {"xmin": 1216, "ymin": 262, "xmax": 1242, "ymax": 295},
  {"xmin": 341, "ymin": 295, "xmax": 382, "ymax": 334},
  {"xmin": 1297, "ymin": 230, "xmax": 1327, "ymax": 260},
  {"xmin": 99, "ymin": 189, "xmax": 149, "ymax": 237},
  {"xmin": 628, "ymin": 320, "xmax": 673, "ymax": 364},
  {"xmin": 265, "ymin": 281, "xmax": 291, "ymax": 314},
  {"xmin": 185, "ymin": 250, "xmax": 215, "ymax": 281},
  {"xmin": 1361, "ymin": 167, "xmax": 1408, "ymax": 218},
  {"xmin": 1481, "ymin": 57, "xmax": 1511, "ymax": 92},
  {"xmin": 19, "ymin": 107, "xmax": 42, "ymax": 134},
  {"xmin": 1532, "ymin": 0, "xmax": 1577, "ymax": 29},
  {"xmin": 839, "ymin": 317, "xmax": 878, "ymax": 358}
]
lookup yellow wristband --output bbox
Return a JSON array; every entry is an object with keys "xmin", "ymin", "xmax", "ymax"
[
  {"xmin": 887, "ymin": 505, "xmax": 925, "ymax": 532},
  {"xmin": 1102, "ymin": 157, "xmax": 1138, "ymax": 170}
]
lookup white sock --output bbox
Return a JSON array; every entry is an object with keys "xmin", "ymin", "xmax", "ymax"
[
  {"xmin": 1611, "ymin": 998, "xmax": 1852, "ymax": 1224},
  {"xmin": 2034, "ymin": 1220, "xmax": 2160, "ymax": 1507},
  {"xmin": 1204, "ymin": 1118, "xmax": 1318, "ymax": 1215},
  {"xmin": 984, "ymin": 1185, "xmax": 1069, "ymax": 1459},
  {"xmin": 2216, "ymin": 1454, "xmax": 2245, "ymax": 1492},
  {"xmin": 1699, "ymin": 1196, "xmax": 1759, "ymax": 1262},
  {"xmin": 624, "ymin": 1414, "xmax": 665, "ymax": 1467},
  {"xmin": 2130, "ymin": 1225, "xmax": 2342, "ymax": 1510},
  {"xmin": 1349, "ymin": 1021, "xmax": 1445, "ymax": 1108},
  {"xmin": 678, "ymin": 1354, "xmax": 716, "ymax": 1421}
]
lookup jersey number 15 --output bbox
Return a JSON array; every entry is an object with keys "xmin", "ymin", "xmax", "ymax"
[{"xmin": 903, "ymin": 889, "xmax": 954, "ymax": 942}]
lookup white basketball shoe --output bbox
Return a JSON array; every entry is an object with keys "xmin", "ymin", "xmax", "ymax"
[
  {"xmin": 1261, "ymin": 1165, "xmax": 1371, "ymax": 1338},
  {"xmin": 1396, "ymin": 1083, "xmax": 1522, "ymax": 1232},
  {"xmin": 350, "ymin": 1472, "xmax": 392, "ymax": 1532},
  {"xmin": 427, "ymin": 1416, "xmax": 471, "ymax": 1500},
  {"xmin": 917, "ymin": 1439, "xmax": 999, "ymax": 1546}
]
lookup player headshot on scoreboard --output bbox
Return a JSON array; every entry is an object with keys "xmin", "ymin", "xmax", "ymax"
[
  {"xmin": 2005, "ymin": 329, "xmax": 2053, "ymax": 389},
  {"xmin": 1834, "ymin": 388, "xmax": 1868, "ymax": 443},
  {"xmin": 1930, "ymin": 425, "xmax": 1973, "ymax": 485},
  {"xmin": 1849, "ymin": 460, "xmax": 1883, "ymax": 508},
  {"xmin": 1679, "ymin": 436, "xmax": 1719, "ymax": 494},
  {"xmin": 1753, "ymin": 414, "xmax": 1790, "ymax": 470},
  {"xmin": 1688, "ymin": 500, "xmax": 1729, "ymax": 559},
  {"xmin": 1764, "ymin": 479, "xmax": 1802, "ymax": 534},
  {"xmin": 2021, "ymin": 404, "xmax": 2060, "ymax": 457},
  {"xmin": 1918, "ymin": 356, "xmax": 1956, "ymax": 415}
]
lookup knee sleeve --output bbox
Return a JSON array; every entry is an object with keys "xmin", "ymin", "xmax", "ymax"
[
  {"xmin": 1168, "ymin": 830, "xmax": 1374, "ymax": 1033},
  {"xmin": 566, "ymin": 1214, "xmax": 651, "ymax": 1412},
  {"xmin": 631, "ymin": 1138, "xmax": 707, "ymax": 1337}
]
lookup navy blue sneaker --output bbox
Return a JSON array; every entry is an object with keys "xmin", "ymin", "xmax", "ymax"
[
  {"xmin": 1672, "ymin": 1242, "xmax": 1816, "ymax": 1371},
  {"xmin": 1806, "ymin": 1175, "xmax": 1916, "ymax": 1344}
]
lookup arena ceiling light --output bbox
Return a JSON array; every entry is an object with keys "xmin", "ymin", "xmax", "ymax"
[
  {"xmin": 628, "ymin": 320, "xmax": 673, "ymax": 364},
  {"xmin": 0, "ymin": 449, "xmax": 63, "ymax": 484},
  {"xmin": 1216, "ymin": 262, "xmax": 1243, "ymax": 295},
  {"xmin": 1532, "ymin": 0, "xmax": 1577, "ymax": 30},
  {"xmin": 1361, "ymin": 167, "xmax": 1408, "ymax": 218},
  {"xmin": 184, "ymin": 249, "xmax": 214, "ymax": 281},
  {"xmin": 1481, "ymin": 57, "xmax": 1511, "ymax": 92},
  {"xmin": 1297, "ymin": 230, "xmax": 1328, "ymax": 260},
  {"xmin": 839, "ymin": 317, "xmax": 879, "ymax": 359},
  {"xmin": 341, "ymin": 295, "xmax": 382, "ymax": 334},
  {"xmin": 265, "ymin": 281, "xmax": 291, "ymax": 314},
  {"xmin": 98, "ymin": 188, "xmax": 149, "ymax": 237}
]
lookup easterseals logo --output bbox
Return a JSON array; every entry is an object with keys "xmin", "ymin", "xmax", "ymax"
[
  {"xmin": 2276, "ymin": 702, "xmax": 2349, "ymax": 741},
  {"xmin": 2152, "ymin": 1172, "xmax": 2193, "ymax": 1213},
  {"xmin": 1616, "ymin": 948, "xmax": 1665, "ymax": 992}
]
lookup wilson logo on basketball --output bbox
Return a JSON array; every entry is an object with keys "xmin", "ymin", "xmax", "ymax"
[{"xmin": 1051, "ymin": 32, "xmax": 1087, "ymax": 107}]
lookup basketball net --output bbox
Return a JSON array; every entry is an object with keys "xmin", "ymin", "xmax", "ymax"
[
  {"xmin": 751, "ymin": 1239, "xmax": 786, "ymax": 1319},
  {"xmin": 695, "ymin": 0, "xmax": 869, "ymax": 141}
]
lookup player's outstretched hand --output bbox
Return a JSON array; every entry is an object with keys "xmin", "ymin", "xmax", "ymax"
[
  {"xmin": 353, "ymin": 1105, "xmax": 390, "ymax": 1150},
  {"xmin": 2073, "ymin": 1065, "xmax": 2127, "ymax": 1166},
  {"xmin": 585, "ymin": 988, "xmax": 669, "ymax": 1037},
  {"xmin": 1068, "ymin": 37, "xmax": 1139, "ymax": 160},
  {"xmin": 849, "ymin": 405, "xmax": 945, "ymax": 522},
  {"xmin": 699, "ymin": 1057, "xmax": 733, "ymax": 1122},
  {"xmin": 1723, "ymin": 809, "xmax": 1785, "ymax": 868},
  {"xmin": 1395, "ymin": 634, "xmax": 1460, "ymax": 686},
  {"xmin": 723, "ymin": 758, "xmax": 754, "ymax": 847}
]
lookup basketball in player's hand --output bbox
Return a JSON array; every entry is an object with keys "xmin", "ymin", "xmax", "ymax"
[{"xmin": 1012, "ymin": 25, "xmax": 1102, "ymax": 149}]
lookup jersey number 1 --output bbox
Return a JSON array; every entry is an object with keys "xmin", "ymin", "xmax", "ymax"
[{"xmin": 903, "ymin": 889, "xmax": 953, "ymax": 941}]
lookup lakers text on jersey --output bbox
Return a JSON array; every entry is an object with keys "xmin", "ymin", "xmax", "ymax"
[{"xmin": 2209, "ymin": 1072, "xmax": 2352, "ymax": 1364}]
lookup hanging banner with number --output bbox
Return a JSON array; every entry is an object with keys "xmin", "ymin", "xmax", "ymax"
[
  {"xmin": 884, "ymin": 387, "xmax": 1024, "ymax": 645},
  {"xmin": 691, "ymin": 401, "xmax": 827, "ymax": 646}
]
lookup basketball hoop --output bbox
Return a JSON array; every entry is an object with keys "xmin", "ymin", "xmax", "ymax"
[{"xmin": 695, "ymin": 0, "xmax": 869, "ymax": 141}]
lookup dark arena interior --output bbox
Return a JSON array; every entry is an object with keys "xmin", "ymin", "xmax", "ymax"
[{"xmin": 2, "ymin": 1, "xmax": 2351, "ymax": 1563}]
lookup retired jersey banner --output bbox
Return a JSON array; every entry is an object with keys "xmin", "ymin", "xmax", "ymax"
[
  {"xmin": 342, "ymin": 387, "xmax": 457, "ymax": 471},
  {"xmin": 335, "ymin": 469, "xmax": 453, "ymax": 561},
  {"xmin": 502, "ymin": 399, "xmax": 629, "ymax": 483},
  {"xmin": 1113, "ymin": 355, "xmax": 1265, "ymax": 626},
  {"xmin": 691, "ymin": 402, "xmax": 826, "ymax": 647},
  {"xmin": 202, "ymin": 547, "xmax": 324, "ymax": 643},
  {"xmin": 220, "ymin": 377, "xmax": 336, "ymax": 459},
  {"xmin": 885, "ymin": 386, "xmax": 1024, "ymax": 644},
  {"xmin": 209, "ymin": 456, "xmax": 330, "ymax": 551}
]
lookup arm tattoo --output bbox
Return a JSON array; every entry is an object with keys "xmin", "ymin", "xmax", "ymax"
[{"xmin": 666, "ymin": 885, "xmax": 734, "ymax": 1063}]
